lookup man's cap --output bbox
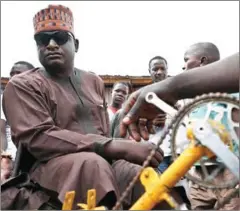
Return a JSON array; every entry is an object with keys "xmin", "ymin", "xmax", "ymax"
[{"xmin": 33, "ymin": 4, "xmax": 74, "ymax": 35}]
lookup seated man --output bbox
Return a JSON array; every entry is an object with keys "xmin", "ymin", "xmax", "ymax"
[{"xmin": 2, "ymin": 4, "xmax": 165, "ymax": 210}]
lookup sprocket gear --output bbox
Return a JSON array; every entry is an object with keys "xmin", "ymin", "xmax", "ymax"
[{"xmin": 170, "ymin": 93, "xmax": 239, "ymax": 189}]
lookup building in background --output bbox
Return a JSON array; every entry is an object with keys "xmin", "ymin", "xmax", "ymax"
[{"xmin": 1, "ymin": 75, "xmax": 152, "ymax": 105}]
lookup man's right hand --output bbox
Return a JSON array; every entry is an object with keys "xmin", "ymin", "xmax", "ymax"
[
  {"xmin": 119, "ymin": 80, "xmax": 177, "ymax": 141},
  {"xmin": 152, "ymin": 114, "xmax": 167, "ymax": 127},
  {"xmin": 104, "ymin": 139, "xmax": 164, "ymax": 168}
]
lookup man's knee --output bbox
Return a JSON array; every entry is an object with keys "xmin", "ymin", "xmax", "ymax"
[
  {"xmin": 42, "ymin": 152, "xmax": 112, "ymax": 179},
  {"xmin": 61, "ymin": 152, "xmax": 111, "ymax": 169},
  {"xmin": 81, "ymin": 152, "xmax": 111, "ymax": 168}
]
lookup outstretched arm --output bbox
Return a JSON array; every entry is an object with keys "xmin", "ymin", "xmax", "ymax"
[
  {"xmin": 167, "ymin": 52, "xmax": 239, "ymax": 99},
  {"xmin": 120, "ymin": 53, "xmax": 239, "ymax": 141}
]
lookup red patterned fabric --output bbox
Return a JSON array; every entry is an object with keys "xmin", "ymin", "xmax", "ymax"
[{"xmin": 33, "ymin": 5, "xmax": 74, "ymax": 35}]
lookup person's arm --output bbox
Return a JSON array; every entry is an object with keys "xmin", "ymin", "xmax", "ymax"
[
  {"xmin": 3, "ymin": 78, "xmax": 112, "ymax": 162},
  {"xmin": 120, "ymin": 53, "xmax": 239, "ymax": 140},
  {"xmin": 137, "ymin": 52, "xmax": 239, "ymax": 103},
  {"xmin": 3, "ymin": 75, "xmax": 164, "ymax": 167},
  {"xmin": 167, "ymin": 52, "xmax": 239, "ymax": 99}
]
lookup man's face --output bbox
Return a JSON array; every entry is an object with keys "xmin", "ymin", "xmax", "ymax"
[
  {"xmin": 34, "ymin": 31, "xmax": 77, "ymax": 72},
  {"xmin": 183, "ymin": 46, "xmax": 204, "ymax": 71},
  {"xmin": 112, "ymin": 83, "xmax": 129, "ymax": 106},
  {"xmin": 10, "ymin": 64, "xmax": 31, "ymax": 78},
  {"xmin": 183, "ymin": 52, "xmax": 202, "ymax": 71},
  {"xmin": 149, "ymin": 59, "xmax": 168, "ymax": 83}
]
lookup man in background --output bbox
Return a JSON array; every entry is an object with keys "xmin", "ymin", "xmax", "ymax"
[
  {"xmin": 148, "ymin": 56, "xmax": 168, "ymax": 83},
  {"xmin": 10, "ymin": 61, "xmax": 35, "ymax": 78},
  {"xmin": 108, "ymin": 81, "xmax": 130, "ymax": 121},
  {"xmin": 147, "ymin": 56, "xmax": 170, "ymax": 170},
  {"xmin": 148, "ymin": 56, "xmax": 190, "ymax": 209},
  {"xmin": 1, "ymin": 61, "xmax": 35, "ymax": 182},
  {"xmin": 181, "ymin": 42, "xmax": 239, "ymax": 210}
]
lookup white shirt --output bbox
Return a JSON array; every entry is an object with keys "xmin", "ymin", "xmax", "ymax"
[
  {"xmin": 107, "ymin": 107, "xmax": 115, "ymax": 122},
  {"xmin": 149, "ymin": 111, "xmax": 190, "ymax": 156},
  {"xmin": 149, "ymin": 115, "xmax": 172, "ymax": 156}
]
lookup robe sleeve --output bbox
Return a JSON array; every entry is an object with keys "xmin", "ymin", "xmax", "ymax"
[{"xmin": 2, "ymin": 78, "xmax": 112, "ymax": 162}]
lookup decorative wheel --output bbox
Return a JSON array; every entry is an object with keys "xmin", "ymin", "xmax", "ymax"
[{"xmin": 170, "ymin": 93, "xmax": 239, "ymax": 189}]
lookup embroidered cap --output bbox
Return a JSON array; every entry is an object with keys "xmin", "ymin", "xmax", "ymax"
[{"xmin": 33, "ymin": 4, "xmax": 74, "ymax": 35}]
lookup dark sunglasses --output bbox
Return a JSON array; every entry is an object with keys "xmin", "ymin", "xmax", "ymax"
[{"xmin": 34, "ymin": 31, "xmax": 74, "ymax": 46}]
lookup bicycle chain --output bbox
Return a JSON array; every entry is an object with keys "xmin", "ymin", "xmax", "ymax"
[{"xmin": 112, "ymin": 92, "xmax": 239, "ymax": 210}]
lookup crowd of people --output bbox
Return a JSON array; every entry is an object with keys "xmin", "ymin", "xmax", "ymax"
[{"xmin": 1, "ymin": 4, "xmax": 239, "ymax": 210}]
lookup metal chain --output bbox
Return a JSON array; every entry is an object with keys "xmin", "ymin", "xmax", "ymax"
[
  {"xmin": 112, "ymin": 92, "xmax": 239, "ymax": 210},
  {"xmin": 112, "ymin": 106, "xmax": 178, "ymax": 210}
]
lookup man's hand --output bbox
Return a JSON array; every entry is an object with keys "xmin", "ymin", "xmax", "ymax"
[
  {"xmin": 104, "ymin": 139, "xmax": 164, "ymax": 168},
  {"xmin": 1, "ymin": 168, "xmax": 11, "ymax": 182},
  {"xmin": 119, "ymin": 81, "xmax": 177, "ymax": 141},
  {"xmin": 123, "ymin": 141, "xmax": 164, "ymax": 167},
  {"xmin": 152, "ymin": 114, "xmax": 166, "ymax": 127},
  {"xmin": 1, "ymin": 153, "xmax": 13, "ymax": 182}
]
